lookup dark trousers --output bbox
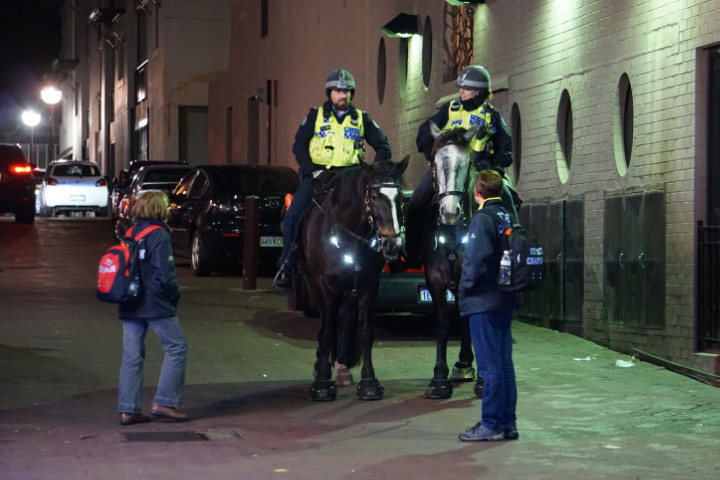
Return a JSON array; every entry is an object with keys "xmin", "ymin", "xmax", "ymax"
[
  {"xmin": 404, "ymin": 168, "xmax": 435, "ymax": 263},
  {"xmin": 279, "ymin": 177, "xmax": 313, "ymax": 267},
  {"xmin": 469, "ymin": 308, "xmax": 517, "ymax": 432}
]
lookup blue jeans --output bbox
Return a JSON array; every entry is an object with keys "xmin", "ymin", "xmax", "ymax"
[
  {"xmin": 279, "ymin": 177, "xmax": 313, "ymax": 265},
  {"xmin": 469, "ymin": 309, "xmax": 517, "ymax": 432},
  {"xmin": 118, "ymin": 316, "xmax": 188, "ymax": 414}
]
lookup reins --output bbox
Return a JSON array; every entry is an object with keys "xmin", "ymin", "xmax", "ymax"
[{"xmin": 311, "ymin": 181, "xmax": 403, "ymax": 252}]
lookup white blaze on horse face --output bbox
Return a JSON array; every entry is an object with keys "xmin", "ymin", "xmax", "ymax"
[
  {"xmin": 436, "ymin": 144, "xmax": 469, "ymax": 225},
  {"xmin": 379, "ymin": 186, "xmax": 402, "ymax": 244}
]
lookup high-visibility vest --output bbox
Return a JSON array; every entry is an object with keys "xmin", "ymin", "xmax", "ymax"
[
  {"xmin": 309, "ymin": 106, "xmax": 365, "ymax": 167},
  {"xmin": 443, "ymin": 100, "xmax": 496, "ymax": 154}
]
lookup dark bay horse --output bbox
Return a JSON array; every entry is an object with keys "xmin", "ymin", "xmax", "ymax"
[
  {"xmin": 299, "ymin": 157, "xmax": 409, "ymax": 401},
  {"xmin": 420, "ymin": 125, "xmax": 479, "ymax": 399}
]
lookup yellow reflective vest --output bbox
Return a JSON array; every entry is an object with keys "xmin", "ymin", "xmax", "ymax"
[
  {"xmin": 309, "ymin": 106, "xmax": 365, "ymax": 167},
  {"xmin": 443, "ymin": 100, "xmax": 496, "ymax": 155}
]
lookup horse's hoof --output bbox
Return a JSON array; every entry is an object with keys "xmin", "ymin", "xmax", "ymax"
[
  {"xmin": 424, "ymin": 379, "xmax": 453, "ymax": 399},
  {"xmin": 309, "ymin": 380, "xmax": 337, "ymax": 401},
  {"xmin": 357, "ymin": 379, "xmax": 384, "ymax": 400},
  {"xmin": 474, "ymin": 379, "xmax": 485, "ymax": 398},
  {"xmin": 334, "ymin": 363, "xmax": 354, "ymax": 386},
  {"xmin": 449, "ymin": 362, "xmax": 475, "ymax": 382}
]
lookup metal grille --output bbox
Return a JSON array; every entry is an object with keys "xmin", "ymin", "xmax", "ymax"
[
  {"xmin": 697, "ymin": 224, "xmax": 720, "ymax": 351},
  {"xmin": 261, "ymin": 0, "xmax": 269, "ymax": 38},
  {"xmin": 443, "ymin": 4, "xmax": 474, "ymax": 81},
  {"xmin": 516, "ymin": 196, "xmax": 584, "ymax": 333},
  {"xmin": 603, "ymin": 190, "xmax": 666, "ymax": 327}
]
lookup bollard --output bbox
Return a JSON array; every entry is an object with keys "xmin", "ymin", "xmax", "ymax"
[{"xmin": 243, "ymin": 196, "xmax": 259, "ymax": 290}]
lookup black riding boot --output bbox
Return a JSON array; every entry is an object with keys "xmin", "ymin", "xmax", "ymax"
[{"xmin": 273, "ymin": 246, "xmax": 298, "ymax": 293}]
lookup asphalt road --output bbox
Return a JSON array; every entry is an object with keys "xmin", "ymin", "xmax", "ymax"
[{"xmin": 1, "ymin": 216, "xmax": 720, "ymax": 480}]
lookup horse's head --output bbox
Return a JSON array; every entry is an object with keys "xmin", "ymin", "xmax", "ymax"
[
  {"xmin": 430, "ymin": 123, "xmax": 478, "ymax": 225},
  {"xmin": 363, "ymin": 155, "xmax": 409, "ymax": 260}
]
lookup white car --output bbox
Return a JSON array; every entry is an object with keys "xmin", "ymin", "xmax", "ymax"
[{"xmin": 39, "ymin": 161, "xmax": 109, "ymax": 216}]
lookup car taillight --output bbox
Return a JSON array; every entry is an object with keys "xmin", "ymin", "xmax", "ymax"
[
  {"xmin": 96, "ymin": 178, "xmax": 107, "ymax": 187},
  {"xmin": 284, "ymin": 193, "xmax": 293, "ymax": 210},
  {"xmin": 46, "ymin": 178, "xmax": 58, "ymax": 186},
  {"xmin": 11, "ymin": 164, "xmax": 32, "ymax": 174}
]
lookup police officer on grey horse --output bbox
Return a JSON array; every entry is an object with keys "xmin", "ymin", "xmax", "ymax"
[
  {"xmin": 273, "ymin": 69, "xmax": 392, "ymax": 293},
  {"xmin": 403, "ymin": 65, "xmax": 520, "ymax": 270}
]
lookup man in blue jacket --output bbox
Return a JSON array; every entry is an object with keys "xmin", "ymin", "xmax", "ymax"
[{"xmin": 458, "ymin": 169, "xmax": 522, "ymax": 442}]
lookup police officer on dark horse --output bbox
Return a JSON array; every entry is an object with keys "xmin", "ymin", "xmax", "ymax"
[
  {"xmin": 273, "ymin": 69, "xmax": 392, "ymax": 293},
  {"xmin": 273, "ymin": 69, "xmax": 407, "ymax": 399},
  {"xmin": 402, "ymin": 65, "xmax": 521, "ymax": 399}
]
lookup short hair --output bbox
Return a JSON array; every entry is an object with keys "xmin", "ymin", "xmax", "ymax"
[
  {"xmin": 475, "ymin": 169, "xmax": 504, "ymax": 199},
  {"xmin": 132, "ymin": 190, "xmax": 169, "ymax": 222}
]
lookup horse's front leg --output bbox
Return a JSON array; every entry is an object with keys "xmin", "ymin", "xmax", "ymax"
[
  {"xmin": 309, "ymin": 291, "xmax": 341, "ymax": 401},
  {"xmin": 356, "ymin": 293, "xmax": 384, "ymax": 400},
  {"xmin": 449, "ymin": 303, "xmax": 477, "ymax": 383},
  {"xmin": 425, "ymin": 293, "xmax": 454, "ymax": 399}
]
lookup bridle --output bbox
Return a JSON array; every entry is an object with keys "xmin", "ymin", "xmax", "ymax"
[
  {"xmin": 432, "ymin": 159, "xmax": 472, "ymax": 228},
  {"xmin": 365, "ymin": 182, "xmax": 404, "ymax": 245},
  {"xmin": 312, "ymin": 180, "xmax": 403, "ymax": 253}
]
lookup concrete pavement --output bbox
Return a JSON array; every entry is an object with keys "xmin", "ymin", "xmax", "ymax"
[{"xmin": 1, "ymin": 217, "xmax": 719, "ymax": 479}]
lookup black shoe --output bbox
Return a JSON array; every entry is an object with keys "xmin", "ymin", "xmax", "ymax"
[
  {"xmin": 473, "ymin": 378, "xmax": 485, "ymax": 398},
  {"xmin": 504, "ymin": 426, "xmax": 519, "ymax": 440},
  {"xmin": 273, "ymin": 267, "xmax": 294, "ymax": 293}
]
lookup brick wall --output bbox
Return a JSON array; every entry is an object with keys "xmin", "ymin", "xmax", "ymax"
[{"xmin": 208, "ymin": 0, "xmax": 720, "ymax": 372}]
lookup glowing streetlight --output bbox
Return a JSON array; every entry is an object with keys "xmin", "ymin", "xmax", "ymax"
[
  {"xmin": 21, "ymin": 110, "xmax": 41, "ymax": 165},
  {"xmin": 41, "ymin": 86, "xmax": 62, "ymax": 161}
]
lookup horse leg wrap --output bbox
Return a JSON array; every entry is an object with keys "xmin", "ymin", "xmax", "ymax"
[
  {"xmin": 356, "ymin": 378, "xmax": 384, "ymax": 401},
  {"xmin": 309, "ymin": 379, "xmax": 337, "ymax": 402},
  {"xmin": 424, "ymin": 378, "xmax": 453, "ymax": 399},
  {"xmin": 449, "ymin": 361, "xmax": 476, "ymax": 382},
  {"xmin": 334, "ymin": 363, "xmax": 354, "ymax": 386}
]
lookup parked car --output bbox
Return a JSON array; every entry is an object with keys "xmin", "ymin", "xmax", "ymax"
[
  {"xmin": 0, "ymin": 144, "xmax": 36, "ymax": 223},
  {"xmin": 168, "ymin": 164, "xmax": 299, "ymax": 276},
  {"xmin": 114, "ymin": 163, "xmax": 193, "ymax": 240},
  {"xmin": 110, "ymin": 160, "xmax": 187, "ymax": 230},
  {"xmin": 38, "ymin": 160, "xmax": 109, "ymax": 217}
]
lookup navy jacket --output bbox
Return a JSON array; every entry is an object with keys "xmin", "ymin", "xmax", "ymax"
[
  {"xmin": 118, "ymin": 219, "xmax": 181, "ymax": 320},
  {"xmin": 292, "ymin": 100, "xmax": 392, "ymax": 179},
  {"xmin": 416, "ymin": 97, "xmax": 512, "ymax": 170},
  {"xmin": 459, "ymin": 199, "xmax": 522, "ymax": 317}
]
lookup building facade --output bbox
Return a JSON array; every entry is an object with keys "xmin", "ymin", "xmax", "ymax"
[
  {"xmin": 57, "ymin": 0, "xmax": 233, "ymax": 176},
  {"xmin": 207, "ymin": 0, "xmax": 720, "ymax": 378}
]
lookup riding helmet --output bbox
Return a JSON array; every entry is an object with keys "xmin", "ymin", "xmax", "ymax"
[
  {"xmin": 455, "ymin": 65, "xmax": 491, "ymax": 90},
  {"xmin": 325, "ymin": 69, "xmax": 356, "ymax": 98}
]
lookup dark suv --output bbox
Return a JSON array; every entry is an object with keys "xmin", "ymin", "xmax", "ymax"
[{"xmin": 0, "ymin": 144, "xmax": 36, "ymax": 223}]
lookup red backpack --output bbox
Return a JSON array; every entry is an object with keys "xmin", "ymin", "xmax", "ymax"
[{"xmin": 97, "ymin": 225, "xmax": 163, "ymax": 303}]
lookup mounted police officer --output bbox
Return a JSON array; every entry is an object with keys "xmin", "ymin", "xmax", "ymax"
[
  {"xmin": 403, "ymin": 65, "xmax": 519, "ymax": 269},
  {"xmin": 273, "ymin": 69, "xmax": 392, "ymax": 293}
]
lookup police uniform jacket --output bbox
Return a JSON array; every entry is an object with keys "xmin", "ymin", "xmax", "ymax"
[
  {"xmin": 292, "ymin": 100, "xmax": 392, "ymax": 179},
  {"xmin": 118, "ymin": 219, "xmax": 181, "ymax": 320},
  {"xmin": 458, "ymin": 198, "xmax": 522, "ymax": 317},
  {"xmin": 416, "ymin": 96, "xmax": 512, "ymax": 171}
]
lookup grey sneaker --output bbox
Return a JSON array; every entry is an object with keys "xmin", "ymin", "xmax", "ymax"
[{"xmin": 458, "ymin": 423, "xmax": 505, "ymax": 442}]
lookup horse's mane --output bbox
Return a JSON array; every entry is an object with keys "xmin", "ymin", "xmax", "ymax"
[
  {"xmin": 324, "ymin": 164, "xmax": 386, "ymax": 211},
  {"xmin": 430, "ymin": 127, "xmax": 473, "ymax": 160}
]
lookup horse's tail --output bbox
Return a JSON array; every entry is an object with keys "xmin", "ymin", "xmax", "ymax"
[{"xmin": 333, "ymin": 301, "xmax": 361, "ymax": 369}]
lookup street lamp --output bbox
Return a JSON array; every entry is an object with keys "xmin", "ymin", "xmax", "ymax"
[
  {"xmin": 41, "ymin": 86, "xmax": 62, "ymax": 161},
  {"xmin": 21, "ymin": 110, "xmax": 41, "ymax": 165}
]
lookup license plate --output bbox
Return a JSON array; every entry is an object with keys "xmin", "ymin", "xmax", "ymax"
[
  {"xmin": 260, "ymin": 236, "xmax": 283, "ymax": 247},
  {"xmin": 418, "ymin": 287, "xmax": 455, "ymax": 303},
  {"xmin": 70, "ymin": 195, "xmax": 86, "ymax": 201}
]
